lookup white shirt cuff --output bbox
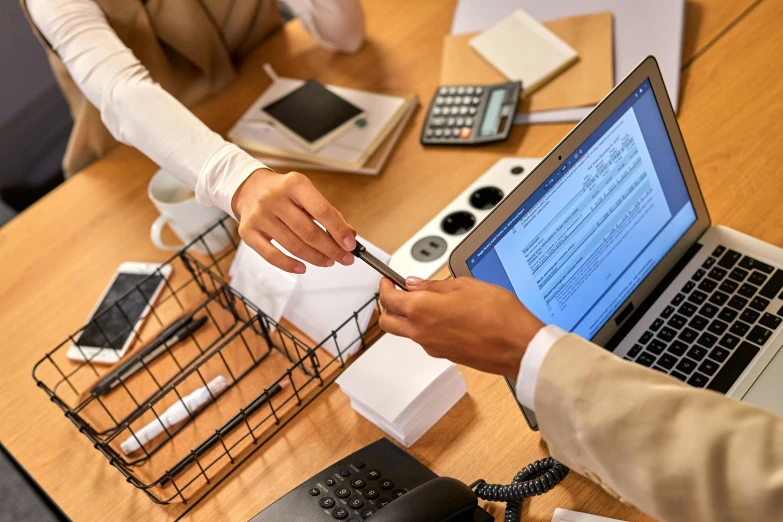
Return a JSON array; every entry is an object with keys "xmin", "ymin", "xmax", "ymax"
[{"xmin": 514, "ymin": 325, "xmax": 567, "ymax": 411}]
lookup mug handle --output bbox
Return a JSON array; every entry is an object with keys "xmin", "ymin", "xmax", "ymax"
[{"xmin": 151, "ymin": 215, "xmax": 185, "ymax": 251}]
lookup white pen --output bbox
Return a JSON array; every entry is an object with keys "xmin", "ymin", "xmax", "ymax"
[{"xmin": 120, "ymin": 375, "xmax": 228, "ymax": 455}]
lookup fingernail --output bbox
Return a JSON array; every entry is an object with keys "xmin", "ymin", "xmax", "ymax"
[
  {"xmin": 324, "ymin": 259, "xmax": 335, "ymax": 267},
  {"xmin": 341, "ymin": 253, "xmax": 354, "ymax": 265},
  {"xmin": 406, "ymin": 276, "xmax": 423, "ymax": 287},
  {"xmin": 343, "ymin": 237, "xmax": 356, "ymax": 250},
  {"xmin": 294, "ymin": 265, "xmax": 306, "ymax": 274}
]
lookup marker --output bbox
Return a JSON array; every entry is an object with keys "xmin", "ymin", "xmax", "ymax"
[
  {"xmin": 91, "ymin": 316, "xmax": 209, "ymax": 396},
  {"xmin": 120, "ymin": 375, "xmax": 228, "ymax": 455},
  {"xmin": 160, "ymin": 380, "xmax": 290, "ymax": 483},
  {"xmin": 352, "ymin": 240, "xmax": 409, "ymax": 290}
]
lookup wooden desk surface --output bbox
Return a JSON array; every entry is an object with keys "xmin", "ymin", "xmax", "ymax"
[{"xmin": 2, "ymin": 0, "xmax": 781, "ymax": 520}]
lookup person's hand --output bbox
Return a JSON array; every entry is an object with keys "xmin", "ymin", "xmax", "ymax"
[
  {"xmin": 231, "ymin": 169, "xmax": 357, "ymax": 274},
  {"xmin": 379, "ymin": 277, "xmax": 545, "ymax": 379}
]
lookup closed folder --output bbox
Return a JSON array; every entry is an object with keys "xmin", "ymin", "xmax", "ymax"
[{"xmin": 441, "ymin": 12, "xmax": 614, "ymax": 114}]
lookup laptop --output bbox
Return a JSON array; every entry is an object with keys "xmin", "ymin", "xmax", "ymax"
[{"xmin": 449, "ymin": 56, "xmax": 783, "ymax": 430}]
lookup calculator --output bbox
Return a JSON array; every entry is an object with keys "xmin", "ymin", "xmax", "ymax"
[{"xmin": 420, "ymin": 81, "xmax": 521, "ymax": 146}]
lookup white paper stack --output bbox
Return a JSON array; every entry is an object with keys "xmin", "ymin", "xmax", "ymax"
[
  {"xmin": 229, "ymin": 236, "xmax": 389, "ymax": 358},
  {"xmin": 336, "ymin": 334, "xmax": 467, "ymax": 447}
]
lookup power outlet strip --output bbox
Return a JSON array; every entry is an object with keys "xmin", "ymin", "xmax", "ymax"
[{"xmin": 390, "ymin": 157, "xmax": 539, "ymax": 280}]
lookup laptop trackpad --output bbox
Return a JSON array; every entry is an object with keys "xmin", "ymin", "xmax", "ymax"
[{"xmin": 741, "ymin": 345, "xmax": 783, "ymax": 417}]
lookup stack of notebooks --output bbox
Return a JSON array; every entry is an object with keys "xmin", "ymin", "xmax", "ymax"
[
  {"xmin": 336, "ymin": 334, "xmax": 467, "ymax": 448},
  {"xmin": 229, "ymin": 67, "xmax": 418, "ymax": 175}
]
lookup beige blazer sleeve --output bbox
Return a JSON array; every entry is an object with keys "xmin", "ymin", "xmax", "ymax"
[{"xmin": 534, "ymin": 334, "xmax": 783, "ymax": 522}]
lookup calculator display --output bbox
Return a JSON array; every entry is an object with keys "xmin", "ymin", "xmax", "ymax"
[{"xmin": 480, "ymin": 89, "xmax": 506, "ymax": 137}]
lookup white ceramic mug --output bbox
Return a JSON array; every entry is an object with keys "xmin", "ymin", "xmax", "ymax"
[{"xmin": 148, "ymin": 169, "xmax": 237, "ymax": 254}]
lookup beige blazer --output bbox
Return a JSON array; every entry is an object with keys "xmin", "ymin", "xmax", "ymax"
[
  {"xmin": 535, "ymin": 334, "xmax": 783, "ymax": 521},
  {"xmin": 21, "ymin": 0, "xmax": 280, "ymax": 177}
]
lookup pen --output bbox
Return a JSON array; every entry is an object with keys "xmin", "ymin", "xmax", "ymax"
[
  {"xmin": 160, "ymin": 379, "xmax": 290, "ymax": 483},
  {"xmin": 91, "ymin": 316, "xmax": 208, "ymax": 396},
  {"xmin": 352, "ymin": 240, "xmax": 408, "ymax": 290}
]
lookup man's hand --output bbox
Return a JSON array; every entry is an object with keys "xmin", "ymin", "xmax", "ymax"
[
  {"xmin": 379, "ymin": 277, "xmax": 544, "ymax": 379},
  {"xmin": 232, "ymin": 169, "xmax": 356, "ymax": 274}
]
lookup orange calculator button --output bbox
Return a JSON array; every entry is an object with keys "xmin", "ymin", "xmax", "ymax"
[{"xmin": 460, "ymin": 127, "xmax": 472, "ymax": 140}]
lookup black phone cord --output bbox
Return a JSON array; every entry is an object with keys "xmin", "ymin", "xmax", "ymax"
[{"xmin": 470, "ymin": 457, "xmax": 569, "ymax": 522}]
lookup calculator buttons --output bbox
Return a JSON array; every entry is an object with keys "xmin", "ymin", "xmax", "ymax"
[
  {"xmin": 377, "ymin": 499, "xmax": 391, "ymax": 509},
  {"xmin": 462, "ymin": 96, "xmax": 471, "ymax": 104},
  {"xmin": 432, "ymin": 107, "xmax": 441, "ymax": 116},
  {"xmin": 456, "ymin": 117, "xmax": 465, "ymax": 126},
  {"xmin": 425, "ymin": 128, "xmax": 433, "ymax": 138},
  {"xmin": 391, "ymin": 490, "xmax": 406, "ymax": 499},
  {"xmin": 445, "ymin": 96, "xmax": 454, "ymax": 105},
  {"xmin": 475, "ymin": 87, "xmax": 483, "ymax": 94},
  {"xmin": 362, "ymin": 508, "xmax": 376, "ymax": 518},
  {"xmin": 309, "ymin": 488, "xmax": 321, "ymax": 496},
  {"xmin": 466, "ymin": 86, "xmax": 475, "ymax": 95},
  {"xmin": 447, "ymin": 87, "xmax": 457, "ymax": 95},
  {"xmin": 332, "ymin": 507, "xmax": 350, "ymax": 519},
  {"xmin": 351, "ymin": 478, "xmax": 366, "ymax": 489},
  {"xmin": 460, "ymin": 127, "xmax": 472, "ymax": 140},
  {"xmin": 365, "ymin": 470, "xmax": 381, "ymax": 480},
  {"xmin": 335, "ymin": 487, "xmax": 351, "ymax": 498},
  {"xmin": 354, "ymin": 461, "xmax": 366, "ymax": 469},
  {"xmin": 451, "ymin": 128, "xmax": 461, "ymax": 137},
  {"xmin": 379, "ymin": 479, "xmax": 394, "ymax": 490},
  {"xmin": 459, "ymin": 106, "xmax": 468, "ymax": 115},
  {"xmin": 320, "ymin": 497, "xmax": 336, "ymax": 508},
  {"xmin": 472, "ymin": 96, "xmax": 481, "ymax": 105},
  {"xmin": 465, "ymin": 117, "xmax": 474, "ymax": 126},
  {"xmin": 434, "ymin": 129, "xmax": 443, "ymax": 137},
  {"xmin": 438, "ymin": 87, "xmax": 448, "ymax": 94},
  {"xmin": 349, "ymin": 497, "xmax": 365, "ymax": 509},
  {"xmin": 340, "ymin": 469, "xmax": 352, "ymax": 477},
  {"xmin": 364, "ymin": 488, "xmax": 379, "ymax": 499},
  {"xmin": 435, "ymin": 96, "xmax": 445, "ymax": 104},
  {"xmin": 325, "ymin": 479, "xmax": 337, "ymax": 487},
  {"xmin": 447, "ymin": 117, "xmax": 456, "ymax": 126},
  {"xmin": 457, "ymin": 86, "xmax": 466, "ymax": 94},
  {"xmin": 469, "ymin": 107, "xmax": 477, "ymax": 115},
  {"xmin": 449, "ymin": 106, "xmax": 459, "ymax": 115}
]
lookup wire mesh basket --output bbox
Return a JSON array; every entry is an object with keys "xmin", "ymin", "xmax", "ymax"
[{"xmin": 32, "ymin": 218, "xmax": 382, "ymax": 504}]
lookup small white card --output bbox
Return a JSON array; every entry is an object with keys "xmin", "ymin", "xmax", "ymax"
[{"xmin": 552, "ymin": 508, "xmax": 627, "ymax": 522}]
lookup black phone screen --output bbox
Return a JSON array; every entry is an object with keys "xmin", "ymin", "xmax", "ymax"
[{"xmin": 75, "ymin": 273, "xmax": 164, "ymax": 350}]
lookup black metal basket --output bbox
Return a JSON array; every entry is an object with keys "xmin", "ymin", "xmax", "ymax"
[{"xmin": 32, "ymin": 218, "xmax": 382, "ymax": 504}]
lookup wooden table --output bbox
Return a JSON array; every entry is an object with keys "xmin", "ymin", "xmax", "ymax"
[{"xmin": 2, "ymin": 0, "xmax": 781, "ymax": 520}]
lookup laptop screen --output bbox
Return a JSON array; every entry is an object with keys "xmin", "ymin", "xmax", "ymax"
[{"xmin": 468, "ymin": 79, "xmax": 697, "ymax": 340}]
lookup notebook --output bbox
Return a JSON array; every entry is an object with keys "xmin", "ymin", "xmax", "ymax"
[
  {"xmin": 261, "ymin": 79, "xmax": 365, "ymax": 152},
  {"xmin": 469, "ymin": 8, "xmax": 578, "ymax": 95},
  {"xmin": 441, "ymin": 12, "xmax": 614, "ymax": 113},
  {"xmin": 229, "ymin": 77, "xmax": 415, "ymax": 170}
]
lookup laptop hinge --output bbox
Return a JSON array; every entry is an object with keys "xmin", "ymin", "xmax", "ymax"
[{"xmin": 604, "ymin": 242, "xmax": 703, "ymax": 351}]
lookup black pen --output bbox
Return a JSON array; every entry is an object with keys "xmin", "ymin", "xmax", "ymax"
[
  {"xmin": 91, "ymin": 316, "xmax": 208, "ymax": 396},
  {"xmin": 352, "ymin": 240, "xmax": 408, "ymax": 290},
  {"xmin": 161, "ymin": 379, "xmax": 290, "ymax": 484}
]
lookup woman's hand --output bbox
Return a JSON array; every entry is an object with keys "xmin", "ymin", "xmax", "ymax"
[
  {"xmin": 379, "ymin": 277, "xmax": 545, "ymax": 379},
  {"xmin": 232, "ymin": 169, "xmax": 356, "ymax": 274}
]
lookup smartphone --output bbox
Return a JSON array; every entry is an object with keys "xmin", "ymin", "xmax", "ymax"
[{"xmin": 67, "ymin": 262, "xmax": 172, "ymax": 364}]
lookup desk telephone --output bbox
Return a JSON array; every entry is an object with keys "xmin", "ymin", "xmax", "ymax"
[{"xmin": 250, "ymin": 438, "xmax": 569, "ymax": 522}]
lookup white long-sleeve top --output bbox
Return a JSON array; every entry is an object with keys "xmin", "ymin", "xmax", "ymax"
[{"xmin": 26, "ymin": 0, "xmax": 365, "ymax": 218}]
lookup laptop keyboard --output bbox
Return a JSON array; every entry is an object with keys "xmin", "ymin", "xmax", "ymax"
[{"xmin": 625, "ymin": 245, "xmax": 783, "ymax": 392}]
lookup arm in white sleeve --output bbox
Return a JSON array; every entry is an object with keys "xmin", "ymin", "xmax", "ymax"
[
  {"xmin": 26, "ymin": 0, "xmax": 268, "ymax": 218},
  {"xmin": 285, "ymin": 0, "xmax": 365, "ymax": 52},
  {"xmin": 514, "ymin": 325, "xmax": 567, "ymax": 410}
]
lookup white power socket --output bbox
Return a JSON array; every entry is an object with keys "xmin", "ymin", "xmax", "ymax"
[{"xmin": 390, "ymin": 157, "xmax": 539, "ymax": 280}]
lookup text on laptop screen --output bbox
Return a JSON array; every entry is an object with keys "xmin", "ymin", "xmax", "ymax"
[{"xmin": 468, "ymin": 79, "xmax": 697, "ymax": 340}]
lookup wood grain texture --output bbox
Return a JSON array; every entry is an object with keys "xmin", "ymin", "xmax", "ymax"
[{"xmin": 1, "ymin": 0, "xmax": 778, "ymax": 520}]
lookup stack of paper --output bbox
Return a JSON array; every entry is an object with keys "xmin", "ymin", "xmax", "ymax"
[
  {"xmin": 229, "ymin": 236, "xmax": 389, "ymax": 358},
  {"xmin": 229, "ymin": 71, "xmax": 417, "ymax": 175},
  {"xmin": 336, "ymin": 334, "xmax": 467, "ymax": 447}
]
